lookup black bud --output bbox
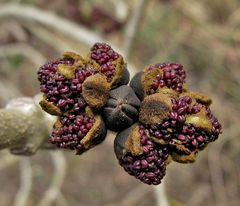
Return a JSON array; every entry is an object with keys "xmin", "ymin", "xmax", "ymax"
[
  {"xmin": 114, "ymin": 124, "xmax": 135, "ymax": 158},
  {"xmin": 130, "ymin": 72, "xmax": 144, "ymax": 100},
  {"xmin": 117, "ymin": 68, "xmax": 130, "ymax": 86},
  {"xmin": 102, "ymin": 85, "xmax": 140, "ymax": 131}
]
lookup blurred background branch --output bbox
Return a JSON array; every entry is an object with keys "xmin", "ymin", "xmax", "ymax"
[
  {"xmin": 0, "ymin": 3, "xmax": 104, "ymax": 47},
  {"xmin": 14, "ymin": 158, "xmax": 32, "ymax": 206},
  {"xmin": 122, "ymin": 0, "xmax": 147, "ymax": 58},
  {"xmin": 37, "ymin": 151, "xmax": 66, "ymax": 206}
]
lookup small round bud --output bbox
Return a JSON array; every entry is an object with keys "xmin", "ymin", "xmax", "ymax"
[{"xmin": 103, "ymin": 86, "xmax": 141, "ymax": 131}]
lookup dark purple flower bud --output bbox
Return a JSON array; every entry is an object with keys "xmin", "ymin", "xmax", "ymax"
[
  {"xmin": 37, "ymin": 52, "xmax": 98, "ymax": 114},
  {"xmin": 114, "ymin": 124, "xmax": 169, "ymax": 185},
  {"xmin": 90, "ymin": 42, "xmax": 129, "ymax": 86},
  {"xmin": 130, "ymin": 63, "xmax": 186, "ymax": 99},
  {"xmin": 139, "ymin": 92, "xmax": 221, "ymax": 163},
  {"xmin": 50, "ymin": 108, "xmax": 107, "ymax": 154}
]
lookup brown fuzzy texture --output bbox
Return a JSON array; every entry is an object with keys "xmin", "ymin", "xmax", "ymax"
[
  {"xmin": 142, "ymin": 68, "xmax": 163, "ymax": 96},
  {"xmin": 82, "ymin": 74, "xmax": 110, "ymax": 109},
  {"xmin": 171, "ymin": 151, "xmax": 197, "ymax": 163},
  {"xmin": 63, "ymin": 51, "xmax": 84, "ymax": 61},
  {"xmin": 57, "ymin": 64, "xmax": 76, "ymax": 79},
  {"xmin": 58, "ymin": 51, "xmax": 85, "ymax": 79},
  {"xmin": 185, "ymin": 108, "xmax": 213, "ymax": 133},
  {"xmin": 124, "ymin": 125, "xmax": 144, "ymax": 156},
  {"xmin": 39, "ymin": 97, "xmax": 62, "ymax": 116},
  {"xmin": 139, "ymin": 93, "xmax": 172, "ymax": 125},
  {"xmin": 110, "ymin": 56, "xmax": 127, "ymax": 87},
  {"xmin": 182, "ymin": 91, "xmax": 212, "ymax": 106},
  {"xmin": 77, "ymin": 114, "xmax": 104, "ymax": 154}
]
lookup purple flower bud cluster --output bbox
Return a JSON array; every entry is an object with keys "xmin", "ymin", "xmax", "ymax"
[
  {"xmin": 119, "ymin": 125, "xmax": 168, "ymax": 185},
  {"xmin": 117, "ymin": 61, "xmax": 222, "ymax": 185},
  {"xmin": 206, "ymin": 108, "xmax": 222, "ymax": 141},
  {"xmin": 145, "ymin": 96, "xmax": 201, "ymax": 140},
  {"xmin": 147, "ymin": 96, "xmax": 201, "ymax": 140},
  {"xmin": 38, "ymin": 58, "xmax": 76, "ymax": 111},
  {"xmin": 50, "ymin": 114, "xmax": 95, "ymax": 150},
  {"xmin": 37, "ymin": 44, "xmax": 222, "ymax": 186},
  {"xmin": 145, "ymin": 95, "xmax": 221, "ymax": 154},
  {"xmin": 37, "ymin": 58, "xmax": 99, "ymax": 112},
  {"xmin": 148, "ymin": 63, "xmax": 186, "ymax": 94},
  {"xmin": 90, "ymin": 42, "xmax": 119, "ymax": 81},
  {"xmin": 37, "ymin": 43, "xmax": 130, "ymax": 155}
]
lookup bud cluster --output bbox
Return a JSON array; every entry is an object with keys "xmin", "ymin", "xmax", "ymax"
[
  {"xmin": 37, "ymin": 43, "xmax": 130, "ymax": 154},
  {"xmin": 148, "ymin": 63, "xmax": 186, "ymax": 94},
  {"xmin": 114, "ymin": 62, "xmax": 222, "ymax": 185},
  {"xmin": 37, "ymin": 42, "xmax": 222, "ymax": 186},
  {"xmin": 118, "ymin": 125, "xmax": 169, "ymax": 185}
]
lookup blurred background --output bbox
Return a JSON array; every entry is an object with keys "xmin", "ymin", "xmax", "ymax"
[{"xmin": 0, "ymin": 0, "xmax": 240, "ymax": 205}]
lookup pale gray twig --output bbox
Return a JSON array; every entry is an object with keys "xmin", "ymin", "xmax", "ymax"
[
  {"xmin": 0, "ymin": 43, "xmax": 46, "ymax": 66},
  {"xmin": 0, "ymin": 97, "xmax": 50, "ymax": 154},
  {"xmin": 122, "ymin": 0, "xmax": 147, "ymax": 58},
  {"xmin": 37, "ymin": 151, "xmax": 66, "ymax": 206},
  {"xmin": 0, "ymin": 3, "xmax": 139, "ymax": 76},
  {"xmin": 154, "ymin": 181, "xmax": 169, "ymax": 206},
  {"xmin": 0, "ymin": 3, "xmax": 104, "ymax": 48},
  {"xmin": 208, "ymin": 145, "xmax": 227, "ymax": 206},
  {"xmin": 14, "ymin": 158, "xmax": 32, "ymax": 206}
]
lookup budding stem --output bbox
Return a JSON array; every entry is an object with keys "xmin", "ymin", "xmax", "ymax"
[{"xmin": 0, "ymin": 99, "xmax": 54, "ymax": 155}]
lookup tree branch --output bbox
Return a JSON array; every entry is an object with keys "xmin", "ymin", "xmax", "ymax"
[
  {"xmin": 0, "ymin": 43, "xmax": 46, "ymax": 66},
  {"xmin": 14, "ymin": 158, "xmax": 32, "ymax": 206},
  {"xmin": 0, "ymin": 3, "xmax": 139, "ymax": 77},
  {"xmin": 0, "ymin": 97, "xmax": 55, "ymax": 155},
  {"xmin": 122, "ymin": 0, "xmax": 147, "ymax": 58},
  {"xmin": 37, "ymin": 151, "xmax": 66, "ymax": 206},
  {"xmin": 0, "ymin": 3, "xmax": 104, "ymax": 47},
  {"xmin": 154, "ymin": 181, "xmax": 169, "ymax": 206}
]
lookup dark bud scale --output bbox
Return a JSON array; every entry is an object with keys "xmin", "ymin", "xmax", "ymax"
[
  {"xmin": 114, "ymin": 124, "xmax": 169, "ymax": 185},
  {"xmin": 129, "ymin": 72, "xmax": 144, "ymax": 100},
  {"xmin": 102, "ymin": 85, "xmax": 141, "ymax": 131}
]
